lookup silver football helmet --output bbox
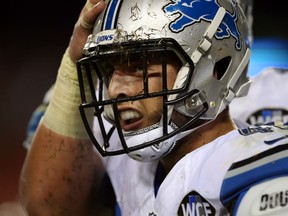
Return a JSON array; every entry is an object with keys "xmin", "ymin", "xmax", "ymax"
[
  {"xmin": 237, "ymin": 0, "xmax": 253, "ymax": 43},
  {"xmin": 77, "ymin": 0, "xmax": 251, "ymax": 161}
]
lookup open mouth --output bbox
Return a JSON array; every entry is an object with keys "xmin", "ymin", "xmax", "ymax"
[{"xmin": 120, "ymin": 110, "xmax": 143, "ymax": 131}]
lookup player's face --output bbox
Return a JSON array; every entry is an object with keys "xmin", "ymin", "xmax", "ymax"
[{"xmin": 107, "ymin": 53, "xmax": 181, "ymax": 132}]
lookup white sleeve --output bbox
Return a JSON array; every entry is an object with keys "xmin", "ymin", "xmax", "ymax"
[{"xmin": 232, "ymin": 176, "xmax": 288, "ymax": 216}]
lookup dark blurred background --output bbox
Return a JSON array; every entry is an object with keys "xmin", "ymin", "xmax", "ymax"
[{"xmin": 0, "ymin": 0, "xmax": 287, "ymax": 203}]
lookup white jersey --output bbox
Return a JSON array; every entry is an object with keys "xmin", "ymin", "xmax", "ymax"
[
  {"xmin": 230, "ymin": 67, "xmax": 288, "ymax": 125},
  {"xmin": 98, "ymin": 123, "xmax": 288, "ymax": 216}
]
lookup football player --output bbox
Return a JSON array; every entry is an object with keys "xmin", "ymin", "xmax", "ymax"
[
  {"xmin": 19, "ymin": 0, "xmax": 288, "ymax": 215},
  {"xmin": 22, "ymin": 0, "xmax": 254, "ymax": 148},
  {"xmin": 230, "ymin": 67, "xmax": 288, "ymax": 126},
  {"xmin": 229, "ymin": 0, "xmax": 288, "ymax": 127}
]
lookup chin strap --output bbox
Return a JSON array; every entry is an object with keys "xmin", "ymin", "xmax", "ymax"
[{"xmin": 125, "ymin": 123, "xmax": 178, "ymax": 162}]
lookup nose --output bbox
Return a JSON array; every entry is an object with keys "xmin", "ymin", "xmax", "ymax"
[{"xmin": 108, "ymin": 69, "xmax": 143, "ymax": 100}]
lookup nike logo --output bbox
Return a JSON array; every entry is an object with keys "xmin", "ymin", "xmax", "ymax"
[{"xmin": 264, "ymin": 135, "xmax": 288, "ymax": 145}]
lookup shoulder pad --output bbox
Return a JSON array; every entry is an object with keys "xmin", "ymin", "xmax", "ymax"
[{"xmin": 233, "ymin": 176, "xmax": 288, "ymax": 216}]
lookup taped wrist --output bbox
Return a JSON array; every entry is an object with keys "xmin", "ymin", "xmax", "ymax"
[{"xmin": 43, "ymin": 48, "xmax": 94, "ymax": 139}]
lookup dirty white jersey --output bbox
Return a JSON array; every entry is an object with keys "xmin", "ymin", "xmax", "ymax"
[
  {"xmin": 230, "ymin": 67, "xmax": 288, "ymax": 126},
  {"xmin": 98, "ymin": 123, "xmax": 288, "ymax": 216}
]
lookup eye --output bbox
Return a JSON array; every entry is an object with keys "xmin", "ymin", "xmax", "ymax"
[
  {"xmin": 104, "ymin": 62, "xmax": 115, "ymax": 74},
  {"xmin": 97, "ymin": 61, "xmax": 115, "ymax": 84},
  {"xmin": 135, "ymin": 62, "xmax": 148, "ymax": 74},
  {"xmin": 136, "ymin": 64, "xmax": 145, "ymax": 72}
]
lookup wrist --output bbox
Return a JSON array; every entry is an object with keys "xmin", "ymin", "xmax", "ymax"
[{"xmin": 43, "ymin": 49, "xmax": 93, "ymax": 139}]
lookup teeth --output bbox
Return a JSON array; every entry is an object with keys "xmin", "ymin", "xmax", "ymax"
[{"xmin": 120, "ymin": 110, "xmax": 141, "ymax": 120}]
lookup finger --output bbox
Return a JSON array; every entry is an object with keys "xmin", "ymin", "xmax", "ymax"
[
  {"xmin": 80, "ymin": 0, "xmax": 106, "ymax": 30},
  {"xmin": 85, "ymin": 0, "xmax": 94, "ymax": 10},
  {"xmin": 80, "ymin": 17, "xmax": 94, "ymax": 30},
  {"xmin": 68, "ymin": 0, "xmax": 106, "ymax": 62}
]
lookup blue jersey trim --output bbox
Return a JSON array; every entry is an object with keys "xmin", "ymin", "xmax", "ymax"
[
  {"xmin": 220, "ymin": 145, "xmax": 288, "ymax": 207},
  {"xmin": 231, "ymin": 189, "xmax": 248, "ymax": 216},
  {"xmin": 154, "ymin": 162, "xmax": 166, "ymax": 197}
]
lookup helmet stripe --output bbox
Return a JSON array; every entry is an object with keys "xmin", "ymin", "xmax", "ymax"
[{"xmin": 103, "ymin": 0, "xmax": 122, "ymax": 30}]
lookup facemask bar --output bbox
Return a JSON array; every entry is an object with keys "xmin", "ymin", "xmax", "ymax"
[{"xmin": 77, "ymin": 38, "xmax": 209, "ymax": 157}]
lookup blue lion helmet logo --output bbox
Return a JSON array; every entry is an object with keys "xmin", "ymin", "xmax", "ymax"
[{"xmin": 163, "ymin": 0, "xmax": 242, "ymax": 50}]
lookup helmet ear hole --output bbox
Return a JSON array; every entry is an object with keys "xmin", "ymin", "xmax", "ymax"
[{"xmin": 213, "ymin": 56, "xmax": 231, "ymax": 80}]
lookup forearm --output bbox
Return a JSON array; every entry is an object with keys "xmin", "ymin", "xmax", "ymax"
[
  {"xmin": 19, "ymin": 1, "xmax": 108, "ymax": 214},
  {"xmin": 19, "ymin": 50, "xmax": 104, "ymax": 215},
  {"xmin": 20, "ymin": 126, "xmax": 101, "ymax": 216}
]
